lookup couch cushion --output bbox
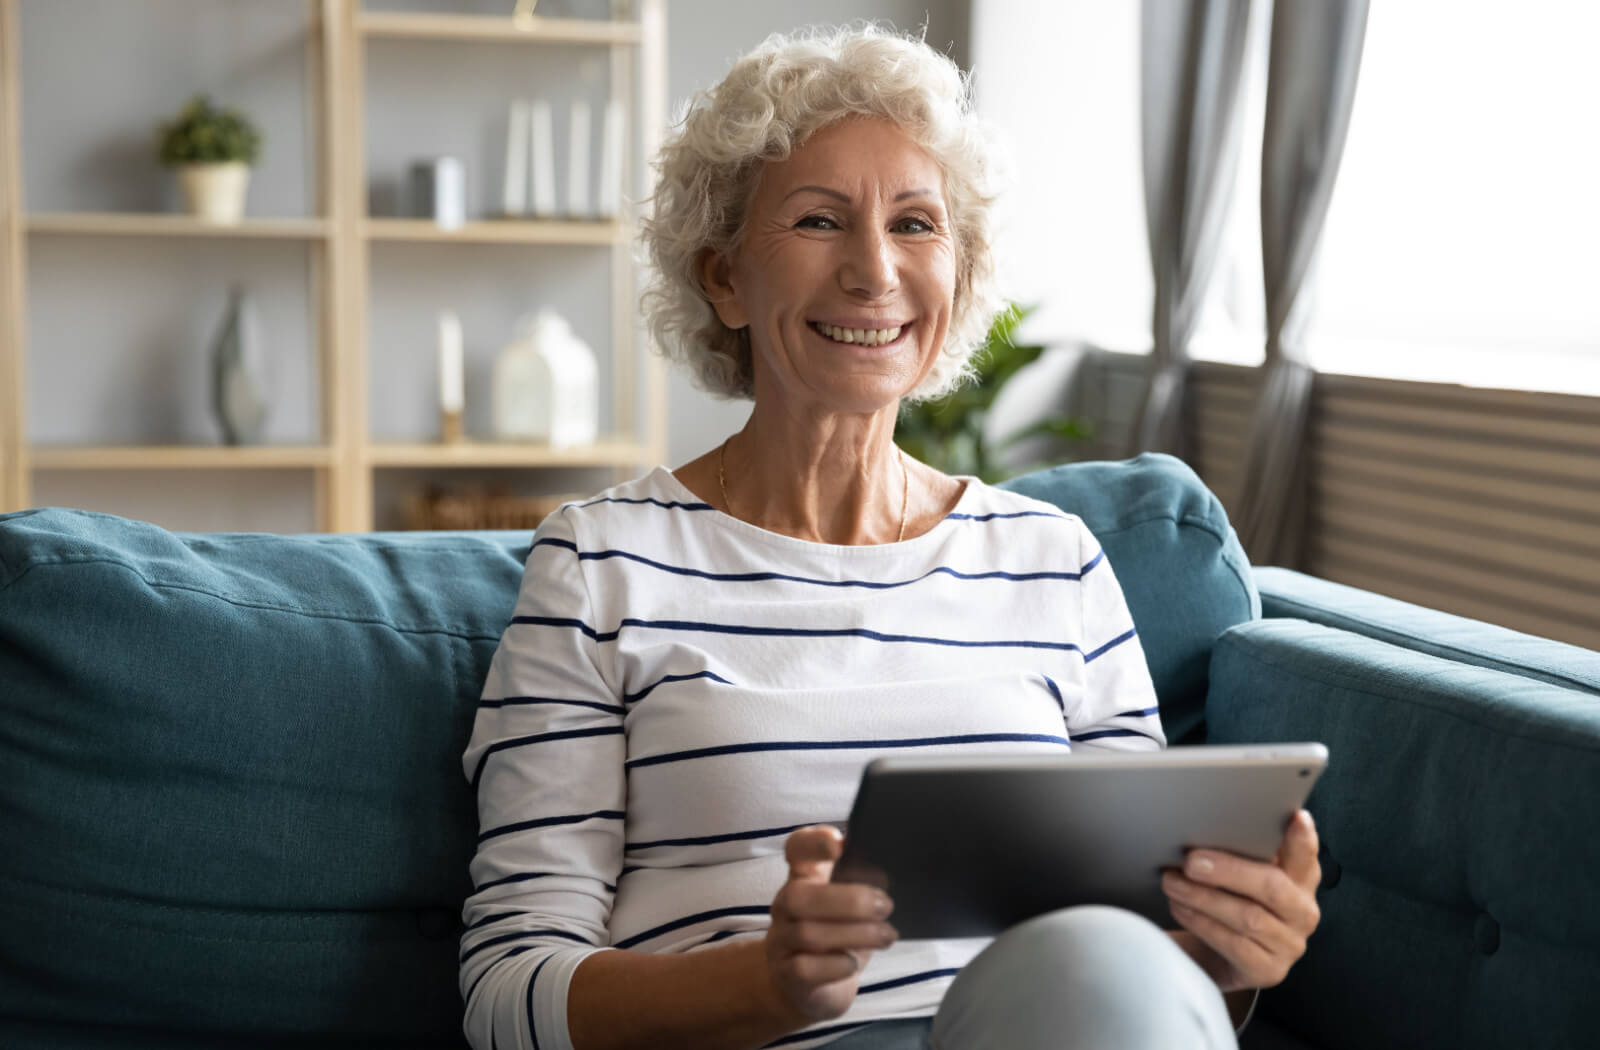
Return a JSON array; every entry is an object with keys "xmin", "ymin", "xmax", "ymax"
[
  {"xmin": 1254, "ymin": 566, "xmax": 1600, "ymax": 698},
  {"xmin": 1206, "ymin": 618, "xmax": 1600, "ymax": 1050},
  {"xmin": 0, "ymin": 508, "xmax": 529, "ymax": 1041},
  {"xmin": 1002, "ymin": 452, "xmax": 1259, "ymax": 743}
]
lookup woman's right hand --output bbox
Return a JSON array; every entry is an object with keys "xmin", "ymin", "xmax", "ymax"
[{"xmin": 764, "ymin": 825, "xmax": 899, "ymax": 1024}]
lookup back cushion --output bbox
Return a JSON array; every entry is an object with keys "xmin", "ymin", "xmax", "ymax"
[
  {"xmin": 1001, "ymin": 452, "xmax": 1259, "ymax": 742},
  {"xmin": 0, "ymin": 508, "xmax": 528, "ymax": 1041}
]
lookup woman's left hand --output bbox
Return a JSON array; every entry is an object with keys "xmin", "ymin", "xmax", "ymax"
[{"xmin": 1162, "ymin": 808, "xmax": 1322, "ymax": 993}]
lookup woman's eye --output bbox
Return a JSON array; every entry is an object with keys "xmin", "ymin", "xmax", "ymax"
[
  {"xmin": 797, "ymin": 215, "xmax": 838, "ymax": 230},
  {"xmin": 896, "ymin": 218, "xmax": 934, "ymax": 234}
]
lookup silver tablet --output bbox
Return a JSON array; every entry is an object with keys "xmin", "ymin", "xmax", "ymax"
[{"xmin": 830, "ymin": 743, "xmax": 1328, "ymax": 939}]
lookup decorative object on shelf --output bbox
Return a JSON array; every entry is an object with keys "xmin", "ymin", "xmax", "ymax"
[
  {"xmin": 501, "ymin": 101, "xmax": 530, "ymax": 217},
  {"xmin": 438, "ymin": 311, "xmax": 466, "ymax": 443},
  {"xmin": 529, "ymin": 100, "xmax": 558, "ymax": 218},
  {"xmin": 567, "ymin": 100, "xmax": 591, "ymax": 219},
  {"xmin": 492, "ymin": 309, "xmax": 598, "ymax": 448},
  {"xmin": 411, "ymin": 158, "xmax": 465, "ymax": 229},
  {"xmin": 597, "ymin": 98, "xmax": 624, "ymax": 219},
  {"xmin": 405, "ymin": 483, "xmax": 574, "ymax": 532},
  {"xmin": 210, "ymin": 286, "xmax": 269, "ymax": 446},
  {"xmin": 155, "ymin": 94, "xmax": 262, "ymax": 225}
]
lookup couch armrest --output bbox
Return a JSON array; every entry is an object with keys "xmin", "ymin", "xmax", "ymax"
[
  {"xmin": 1205, "ymin": 618, "xmax": 1600, "ymax": 1050},
  {"xmin": 1252, "ymin": 566, "xmax": 1600, "ymax": 698}
]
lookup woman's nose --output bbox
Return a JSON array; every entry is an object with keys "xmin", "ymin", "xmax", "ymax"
[{"xmin": 839, "ymin": 226, "xmax": 899, "ymax": 298}]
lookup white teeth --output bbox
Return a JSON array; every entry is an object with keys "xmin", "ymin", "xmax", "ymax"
[{"xmin": 815, "ymin": 322, "xmax": 904, "ymax": 346}]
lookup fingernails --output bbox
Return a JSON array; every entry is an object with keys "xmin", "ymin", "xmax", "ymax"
[
  {"xmin": 879, "ymin": 923, "xmax": 898, "ymax": 946},
  {"xmin": 1188, "ymin": 855, "xmax": 1214, "ymax": 878},
  {"xmin": 873, "ymin": 893, "xmax": 893, "ymax": 917}
]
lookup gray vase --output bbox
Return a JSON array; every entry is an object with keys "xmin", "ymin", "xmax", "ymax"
[{"xmin": 211, "ymin": 285, "xmax": 269, "ymax": 446}]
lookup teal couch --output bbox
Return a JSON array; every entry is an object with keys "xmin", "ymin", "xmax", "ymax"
[{"xmin": 1, "ymin": 454, "xmax": 1596, "ymax": 1049}]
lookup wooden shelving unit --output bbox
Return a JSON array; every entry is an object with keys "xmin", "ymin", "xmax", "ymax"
[{"xmin": 0, "ymin": 0, "xmax": 669, "ymax": 532}]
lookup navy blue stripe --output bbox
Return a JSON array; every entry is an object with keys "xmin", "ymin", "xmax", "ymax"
[
  {"xmin": 535, "ymin": 539, "xmax": 1104, "ymax": 590},
  {"xmin": 473, "ymin": 725, "xmax": 623, "ymax": 790},
  {"xmin": 516, "ymin": 615, "xmax": 1087, "ymax": 653},
  {"xmin": 1075, "ymin": 727, "xmax": 1163, "ymax": 744},
  {"xmin": 461, "ymin": 927, "xmax": 594, "ymax": 964},
  {"xmin": 628, "ymin": 821, "xmax": 817, "ymax": 851},
  {"xmin": 764, "ymin": 1021, "xmax": 871, "ymax": 1048},
  {"xmin": 1041, "ymin": 675, "xmax": 1065, "ymax": 714},
  {"xmin": 479, "ymin": 694, "xmax": 627, "ymax": 716},
  {"xmin": 474, "ymin": 870, "xmax": 618, "ymax": 895},
  {"xmin": 1114, "ymin": 705, "xmax": 1160, "ymax": 719},
  {"xmin": 945, "ymin": 510, "xmax": 1067, "ymax": 522},
  {"xmin": 465, "ymin": 944, "xmax": 537, "ymax": 1017},
  {"xmin": 479, "ymin": 809, "xmax": 625, "ymax": 844},
  {"xmin": 624, "ymin": 670, "xmax": 733, "ymax": 706},
  {"xmin": 859, "ymin": 967, "xmax": 963, "ymax": 995},
  {"xmin": 466, "ymin": 911, "xmax": 520, "ymax": 933},
  {"xmin": 627, "ymin": 732, "xmax": 1070, "ymax": 772},
  {"xmin": 614, "ymin": 905, "xmax": 772, "ymax": 950},
  {"xmin": 1085, "ymin": 627, "xmax": 1138, "ymax": 662},
  {"xmin": 526, "ymin": 954, "xmax": 552, "ymax": 1050},
  {"xmin": 577, "ymin": 495, "xmax": 715, "ymax": 511}
]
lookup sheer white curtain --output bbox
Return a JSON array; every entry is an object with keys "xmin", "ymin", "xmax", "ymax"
[{"xmin": 971, "ymin": 0, "xmax": 1600, "ymax": 396}]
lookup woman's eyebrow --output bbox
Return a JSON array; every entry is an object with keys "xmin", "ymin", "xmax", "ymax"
[{"xmin": 783, "ymin": 185, "xmax": 939, "ymax": 204}]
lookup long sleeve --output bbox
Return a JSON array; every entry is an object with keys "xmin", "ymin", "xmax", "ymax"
[
  {"xmin": 1066, "ymin": 519, "xmax": 1167, "ymax": 752},
  {"xmin": 459, "ymin": 507, "xmax": 625, "ymax": 1050}
]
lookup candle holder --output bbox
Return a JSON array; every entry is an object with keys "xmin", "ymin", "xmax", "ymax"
[{"xmin": 440, "ymin": 408, "xmax": 465, "ymax": 444}]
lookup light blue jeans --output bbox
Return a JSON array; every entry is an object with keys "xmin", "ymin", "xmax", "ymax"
[{"xmin": 823, "ymin": 906, "xmax": 1240, "ymax": 1050}]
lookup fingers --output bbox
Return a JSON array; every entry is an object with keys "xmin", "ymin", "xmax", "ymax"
[
  {"xmin": 1276, "ymin": 810, "xmax": 1321, "ymax": 889},
  {"xmin": 786, "ymin": 825, "xmax": 844, "ymax": 881},
  {"xmin": 775, "ymin": 879, "xmax": 894, "ymax": 923},
  {"xmin": 771, "ymin": 917, "xmax": 899, "ymax": 955}
]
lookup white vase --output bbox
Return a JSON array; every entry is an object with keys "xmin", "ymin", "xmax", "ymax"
[
  {"xmin": 492, "ymin": 310, "xmax": 599, "ymax": 449},
  {"xmin": 178, "ymin": 162, "xmax": 250, "ymax": 224}
]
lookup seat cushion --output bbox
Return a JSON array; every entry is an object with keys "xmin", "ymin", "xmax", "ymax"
[
  {"xmin": 1254, "ymin": 566, "xmax": 1600, "ymax": 698},
  {"xmin": 0, "ymin": 508, "xmax": 528, "ymax": 1041},
  {"xmin": 1002, "ymin": 452, "xmax": 1259, "ymax": 743},
  {"xmin": 1206, "ymin": 618, "xmax": 1600, "ymax": 1050}
]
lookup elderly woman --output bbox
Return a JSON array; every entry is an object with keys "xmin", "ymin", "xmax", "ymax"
[{"xmin": 459, "ymin": 23, "xmax": 1321, "ymax": 1050}]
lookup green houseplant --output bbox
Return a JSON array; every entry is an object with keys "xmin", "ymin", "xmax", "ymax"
[
  {"xmin": 155, "ymin": 95, "xmax": 262, "ymax": 225},
  {"xmin": 895, "ymin": 302, "xmax": 1092, "ymax": 483}
]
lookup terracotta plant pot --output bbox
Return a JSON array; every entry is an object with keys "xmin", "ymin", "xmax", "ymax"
[{"xmin": 177, "ymin": 162, "xmax": 251, "ymax": 224}]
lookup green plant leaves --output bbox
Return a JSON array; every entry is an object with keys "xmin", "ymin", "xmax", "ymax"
[
  {"xmin": 895, "ymin": 301, "xmax": 1091, "ymax": 483},
  {"xmin": 156, "ymin": 94, "xmax": 262, "ymax": 167}
]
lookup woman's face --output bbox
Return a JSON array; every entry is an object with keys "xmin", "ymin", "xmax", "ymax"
[{"xmin": 703, "ymin": 116, "xmax": 958, "ymax": 418}]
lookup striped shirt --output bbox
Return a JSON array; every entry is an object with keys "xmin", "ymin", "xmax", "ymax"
[{"xmin": 459, "ymin": 466, "xmax": 1166, "ymax": 1050}]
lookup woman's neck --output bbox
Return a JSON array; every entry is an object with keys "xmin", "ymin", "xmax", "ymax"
[{"xmin": 720, "ymin": 405, "xmax": 905, "ymax": 545}]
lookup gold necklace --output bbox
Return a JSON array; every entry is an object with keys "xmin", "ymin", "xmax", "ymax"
[{"xmin": 718, "ymin": 439, "xmax": 909, "ymax": 543}]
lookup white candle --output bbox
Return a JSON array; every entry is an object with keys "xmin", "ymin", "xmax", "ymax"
[
  {"xmin": 568, "ymin": 99, "xmax": 591, "ymax": 219},
  {"xmin": 598, "ymin": 99, "xmax": 624, "ymax": 219},
  {"xmin": 530, "ymin": 100, "xmax": 557, "ymax": 219},
  {"xmin": 502, "ymin": 100, "xmax": 529, "ymax": 216},
  {"xmin": 438, "ymin": 311, "xmax": 464, "ymax": 414}
]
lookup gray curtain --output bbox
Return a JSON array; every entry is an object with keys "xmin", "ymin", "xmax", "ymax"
[
  {"xmin": 1130, "ymin": 0, "xmax": 1254, "ymax": 459},
  {"xmin": 1233, "ymin": 0, "xmax": 1370, "ymax": 567}
]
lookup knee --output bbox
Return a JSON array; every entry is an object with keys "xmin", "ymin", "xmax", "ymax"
[
  {"xmin": 973, "ymin": 905, "xmax": 1182, "ymax": 990},
  {"xmin": 932, "ymin": 906, "xmax": 1215, "ymax": 1047}
]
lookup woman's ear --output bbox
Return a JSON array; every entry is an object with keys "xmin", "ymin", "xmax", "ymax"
[{"xmin": 698, "ymin": 248, "xmax": 749, "ymax": 330}]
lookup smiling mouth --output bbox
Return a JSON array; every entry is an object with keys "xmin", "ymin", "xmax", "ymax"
[{"xmin": 808, "ymin": 321, "xmax": 910, "ymax": 347}]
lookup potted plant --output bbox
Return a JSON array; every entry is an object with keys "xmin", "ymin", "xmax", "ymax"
[
  {"xmin": 895, "ymin": 302, "xmax": 1093, "ymax": 483},
  {"xmin": 155, "ymin": 94, "xmax": 262, "ymax": 224}
]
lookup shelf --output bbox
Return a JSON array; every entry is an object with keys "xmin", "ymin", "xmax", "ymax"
[
  {"xmin": 30, "ymin": 445, "xmax": 335, "ymax": 470},
  {"xmin": 368, "ymin": 440, "xmax": 651, "ymax": 469},
  {"xmin": 27, "ymin": 213, "xmax": 330, "ymax": 240},
  {"xmin": 362, "ymin": 218, "xmax": 623, "ymax": 246},
  {"xmin": 357, "ymin": 11, "xmax": 641, "ymax": 46}
]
